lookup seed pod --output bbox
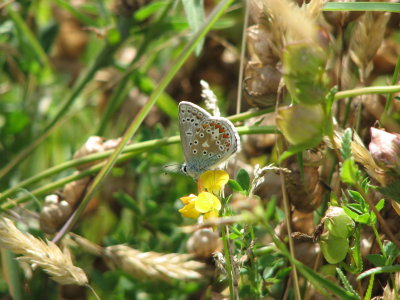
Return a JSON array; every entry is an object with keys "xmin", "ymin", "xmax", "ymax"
[
  {"xmin": 74, "ymin": 136, "xmax": 123, "ymax": 170},
  {"xmin": 276, "ymin": 104, "xmax": 325, "ymax": 146},
  {"xmin": 369, "ymin": 127, "xmax": 400, "ymax": 170},
  {"xmin": 63, "ymin": 177, "xmax": 91, "ymax": 207},
  {"xmin": 243, "ymin": 61, "xmax": 281, "ymax": 108},
  {"xmin": 319, "ymin": 206, "xmax": 355, "ymax": 264},
  {"xmin": 247, "ymin": 24, "xmax": 280, "ymax": 65},
  {"xmin": 187, "ymin": 229, "xmax": 222, "ymax": 258},
  {"xmin": 283, "ymin": 43, "xmax": 328, "ymax": 105},
  {"xmin": 40, "ymin": 194, "xmax": 73, "ymax": 233},
  {"xmin": 322, "ymin": 206, "xmax": 355, "ymax": 239},
  {"xmin": 284, "ymin": 164, "xmax": 323, "ymax": 213}
]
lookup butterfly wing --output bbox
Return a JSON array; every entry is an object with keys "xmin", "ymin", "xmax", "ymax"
[
  {"xmin": 178, "ymin": 101, "xmax": 211, "ymax": 162},
  {"xmin": 190, "ymin": 117, "xmax": 240, "ymax": 169}
]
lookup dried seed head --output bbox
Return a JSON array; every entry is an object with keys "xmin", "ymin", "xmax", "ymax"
[
  {"xmin": 349, "ymin": 11, "xmax": 391, "ymax": 80},
  {"xmin": 243, "ymin": 62, "xmax": 281, "ymax": 109},
  {"xmin": 40, "ymin": 194, "xmax": 73, "ymax": 233},
  {"xmin": 63, "ymin": 177, "xmax": 91, "ymax": 207},
  {"xmin": 247, "ymin": 24, "xmax": 280, "ymax": 65},
  {"xmin": 74, "ymin": 136, "xmax": 122, "ymax": 170},
  {"xmin": 323, "ymin": 0, "xmax": 364, "ymax": 28},
  {"xmin": 187, "ymin": 229, "xmax": 222, "ymax": 258},
  {"xmin": 284, "ymin": 164, "xmax": 323, "ymax": 213},
  {"xmin": 104, "ymin": 245, "xmax": 206, "ymax": 282},
  {"xmin": 369, "ymin": 127, "xmax": 400, "ymax": 170},
  {"xmin": 0, "ymin": 218, "xmax": 88, "ymax": 286}
]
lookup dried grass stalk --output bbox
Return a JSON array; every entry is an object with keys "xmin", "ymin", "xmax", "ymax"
[
  {"xmin": 104, "ymin": 245, "xmax": 206, "ymax": 282},
  {"xmin": 263, "ymin": 0, "xmax": 322, "ymax": 46},
  {"xmin": 349, "ymin": 11, "xmax": 391, "ymax": 80},
  {"xmin": 0, "ymin": 217, "xmax": 87, "ymax": 286}
]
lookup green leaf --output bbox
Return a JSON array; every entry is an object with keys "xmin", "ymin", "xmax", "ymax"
[
  {"xmin": 344, "ymin": 205, "xmax": 372, "ymax": 224},
  {"xmin": 236, "ymin": 168, "xmax": 250, "ymax": 193},
  {"xmin": 357, "ymin": 265, "xmax": 400, "ymax": 280},
  {"xmin": 294, "ymin": 261, "xmax": 359, "ymax": 300},
  {"xmin": 3, "ymin": 111, "xmax": 30, "ymax": 134},
  {"xmin": 134, "ymin": 1, "xmax": 168, "ymax": 21},
  {"xmin": 114, "ymin": 192, "xmax": 141, "ymax": 215},
  {"xmin": 54, "ymin": 0, "xmax": 99, "ymax": 26},
  {"xmin": 182, "ymin": 0, "xmax": 205, "ymax": 56},
  {"xmin": 341, "ymin": 128, "xmax": 352, "ymax": 160},
  {"xmin": 374, "ymin": 182, "xmax": 400, "ymax": 203},
  {"xmin": 340, "ymin": 159, "xmax": 360, "ymax": 185},
  {"xmin": 353, "ymin": 213, "xmax": 370, "ymax": 224},
  {"xmin": 343, "ymin": 206, "xmax": 361, "ymax": 222},
  {"xmin": 323, "ymin": 2, "xmax": 400, "ymax": 13},
  {"xmin": 375, "ymin": 198, "xmax": 385, "ymax": 211},
  {"xmin": 347, "ymin": 190, "xmax": 365, "ymax": 206},
  {"xmin": 336, "ymin": 268, "xmax": 360, "ymax": 299},
  {"xmin": 265, "ymin": 196, "xmax": 277, "ymax": 222},
  {"xmin": 385, "ymin": 242, "xmax": 400, "ymax": 265},
  {"xmin": 366, "ymin": 254, "xmax": 386, "ymax": 267},
  {"xmin": 228, "ymin": 232, "xmax": 240, "ymax": 240},
  {"xmin": 228, "ymin": 179, "xmax": 244, "ymax": 192}
]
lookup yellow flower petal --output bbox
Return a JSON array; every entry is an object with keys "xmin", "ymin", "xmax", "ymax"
[
  {"xmin": 195, "ymin": 192, "xmax": 221, "ymax": 213},
  {"xmin": 204, "ymin": 209, "xmax": 219, "ymax": 220},
  {"xmin": 199, "ymin": 170, "xmax": 229, "ymax": 196},
  {"xmin": 180, "ymin": 194, "xmax": 197, "ymax": 204},
  {"xmin": 179, "ymin": 202, "xmax": 201, "ymax": 219}
]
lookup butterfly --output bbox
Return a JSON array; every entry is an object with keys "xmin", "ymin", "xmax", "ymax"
[{"xmin": 178, "ymin": 101, "xmax": 240, "ymax": 178}]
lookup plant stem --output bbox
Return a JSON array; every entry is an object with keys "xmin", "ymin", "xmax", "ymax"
[
  {"xmin": 0, "ymin": 125, "xmax": 274, "ymax": 203},
  {"xmin": 383, "ymin": 55, "xmax": 400, "ymax": 115},
  {"xmin": 334, "ymin": 85, "xmax": 400, "ymax": 100},
  {"xmin": 222, "ymin": 226, "xmax": 235, "ymax": 300}
]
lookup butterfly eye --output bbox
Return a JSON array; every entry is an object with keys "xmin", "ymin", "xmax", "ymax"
[{"xmin": 181, "ymin": 165, "xmax": 187, "ymax": 174}]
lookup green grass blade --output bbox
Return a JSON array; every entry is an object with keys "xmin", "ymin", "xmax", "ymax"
[
  {"xmin": 357, "ymin": 265, "xmax": 400, "ymax": 280},
  {"xmin": 323, "ymin": 2, "xmax": 400, "ymax": 13}
]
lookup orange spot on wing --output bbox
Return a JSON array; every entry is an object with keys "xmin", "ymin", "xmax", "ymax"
[
  {"xmin": 219, "ymin": 127, "xmax": 225, "ymax": 133},
  {"xmin": 222, "ymin": 133, "xmax": 229, "ymax": 138}
]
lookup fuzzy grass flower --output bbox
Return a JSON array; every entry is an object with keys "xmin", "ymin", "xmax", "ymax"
[
  {"xmin": 198, "ymin": 170, "xmax": 229, "ymax": 196},
  {"xmin": 179, "ymin": 192, "xmax": 222, "ymax": 220}
]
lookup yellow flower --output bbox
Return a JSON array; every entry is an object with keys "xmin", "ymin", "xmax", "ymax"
[
  {"xmin": 198, "ymin": 170, "xmax": 229, "ymax": 196},
  {"xmin": 178, "ymin": 194, "xmax": 200, "ymax": 219},
  {"xmin": 178, "ymin": 192, "xmax": 221, "ymax": 219}
]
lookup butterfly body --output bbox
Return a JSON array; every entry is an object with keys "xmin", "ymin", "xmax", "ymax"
[{"xmin": 178, "ymin": 101, "xmax": 240, "ymax": 178}]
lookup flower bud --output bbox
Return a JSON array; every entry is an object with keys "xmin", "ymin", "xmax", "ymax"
[
  {"xmin": 283, "ymin": 43, "xmax": 328, "ymax": 105},
  {"xmin": 369, "ymin": 127, "xmax": 400, "ymax": 170},
  {"xmin": 187, "ymin": 229, "xmax": 222, "ymax": 258},
  {"xmin": 276, "ymin": 104, "xmax": 325, "ymax": 146}
]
